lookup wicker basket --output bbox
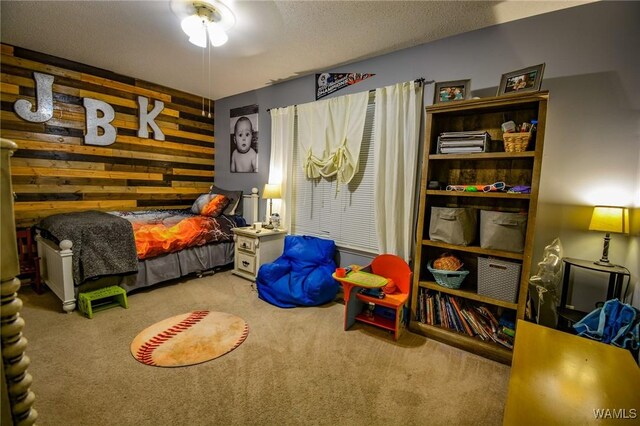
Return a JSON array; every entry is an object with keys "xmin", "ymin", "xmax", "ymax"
[
  {"xmin": 427, "ymin": 262, "xmax": 469, "ymax": 289},
  {"xmin": 502, "ymin": 132, "xmax": 531, "ymax": 152}
]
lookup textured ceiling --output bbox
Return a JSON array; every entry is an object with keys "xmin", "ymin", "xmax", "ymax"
[{"xmin": 0, "ymin": 1, "xmax": 592, "ymax": 100}]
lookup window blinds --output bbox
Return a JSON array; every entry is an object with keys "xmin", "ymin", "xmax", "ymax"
[{"xmin": 291, "ymin": 96, "xmax": 378, "ymax": 253}]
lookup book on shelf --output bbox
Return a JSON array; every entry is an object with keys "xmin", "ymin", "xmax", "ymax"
[
  {"xmin": 419, "ymin": 291, "xmax": 426, "ymax": 324},
  {"xmin": 439, "ymin": 146, "xmax": 484, "ymax": 154},
  {"xmin": 438, "ymin": 131, "xmax": 489, "ymax": 138},
  {"xmin": 463, "ymin": 308, "xmax": 490, "ymax": 340},
  {"xmin": 476, "ymin": 306, "xmax": 499, "ymax": 331},
  {"xmin": 417, "ymin": 288, "xmax": 515, "ymax": 349},
  {"xmin": 501, "ymin": 326, "xmax": 515, "ymax": 338},
  {"xmin": 450, "ymin": 296, "xmax": 474, "ymax": 337},
  {"xmin": 445, "ymin": 298, "xmax": 460, "ymax": 332},
  {"xmin": 437, "ymin": 293, "xmax": 447, "ymax": 328},
  {"xmin": 427, "ymin": 297, "xmax": 436, "ymax": 325},
  {"xmin": 437, "ymin": 131, "xmax": 490, "ymax": 154},
  {"xmin": 448, "ymin": 296, "xmax": 466, "ymax": 333},
  {"xmin": 499, "ymin": 313, "xmax": 516, "ymax": 330},
  {"xmin": 439, "ymin": 140, "xmax": 487, "ymax": 147},
  {"xmin": 467, "ymin": 307, "xmax": 494, "ymax": 340}
]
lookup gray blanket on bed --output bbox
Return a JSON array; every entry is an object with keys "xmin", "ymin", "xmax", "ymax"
[{"xmin": 37, "ymin": 210, "xmax": 138, "ymax": 285}]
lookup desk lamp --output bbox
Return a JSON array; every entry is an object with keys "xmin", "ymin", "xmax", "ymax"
[
  {"xmin": 262, "ymin": 183, "xmax": 281, "ymax": 227},
  {"xmin": 589, "ymin": 206, "xmax": 629, "ymax": 267}
]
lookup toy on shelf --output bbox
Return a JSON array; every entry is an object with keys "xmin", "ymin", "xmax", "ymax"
[{"xmin": 446, "ymin": 182, "xmax": 509, "ymax": 193}]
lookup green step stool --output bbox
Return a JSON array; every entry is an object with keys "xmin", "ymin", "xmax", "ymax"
[{"xmin": 78, "ymin": 286, "xmax": 128, "ymax": 319}]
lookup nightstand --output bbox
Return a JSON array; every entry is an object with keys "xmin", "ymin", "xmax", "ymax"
[{"xmin": 232, "ymin": 227, "xmax": 286, "ymax": 281}]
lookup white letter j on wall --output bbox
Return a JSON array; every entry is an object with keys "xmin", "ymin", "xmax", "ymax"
[{"xmin": 13, "ymin": 72, "xmax": 54, "ymax": 123}]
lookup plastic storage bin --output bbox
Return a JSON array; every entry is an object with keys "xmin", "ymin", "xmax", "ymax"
[{"xmin": 478, "ymin": 257, "xmax": 521, "ymax": 303}]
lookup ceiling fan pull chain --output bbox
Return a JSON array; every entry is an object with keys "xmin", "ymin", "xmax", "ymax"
[
  {"xmin": 201, "ymin": 38, "xmax": 206, "ymax": 116},
  {"xmin": 208, "ymin": 41, "xmax": 212, "ymax": 119}
]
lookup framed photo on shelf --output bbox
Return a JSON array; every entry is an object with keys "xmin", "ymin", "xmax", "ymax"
[
  {"xmin": 497, "ymin": 63, "xmax": 545, "ymax": 96},
  {"xmin": 434, "ymin": 79, "xmax": 471, "ymax": 104}
]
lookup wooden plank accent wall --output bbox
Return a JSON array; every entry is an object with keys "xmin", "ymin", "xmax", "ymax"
[{"xmin": 0, "ymin": 43, "xmax": 215, "ymax": 227}]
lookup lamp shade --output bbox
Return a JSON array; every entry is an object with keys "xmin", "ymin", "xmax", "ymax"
[
  {"xmin": 589, "ymin": 206, "xmax": 629, "ymax": 234},
  {"xmin": 262, "ymin": 184, "xmax": 281, "ymax": 200}
]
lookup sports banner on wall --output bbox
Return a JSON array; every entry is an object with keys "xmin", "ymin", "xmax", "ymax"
[{"xmin": 315, "ymin": 73, "xmax": 375, "ymax": 100}]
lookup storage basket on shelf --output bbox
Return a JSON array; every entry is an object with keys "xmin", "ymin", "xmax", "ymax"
[
  {"xmin": 477, "ymin": 257, "xmax": 521, "ymax": 303},
  {"xmin": 429, "ymin": 207, "xmax": 477, "ymax": 246},
  {"xmin": 427, "ymin": 262, "xmax": 469, "ymax": 289},
  {"xmin": 479, "ymin": 210, "xmax": 527, "ymax": 253},
  {"xmin": 502, "ymin": 132, "xmax": 531, "ymax": 152}
]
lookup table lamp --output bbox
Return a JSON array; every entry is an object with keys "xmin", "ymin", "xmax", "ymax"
[
  {"xmin": 589, "ymin": 206, "xmax": 629, "ymax": 266},
  {"xmin": 262, "ymin": 183, "xmax": 281, "ymax": 226}
]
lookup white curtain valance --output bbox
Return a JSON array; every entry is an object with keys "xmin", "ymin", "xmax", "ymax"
[{"xmin": 296, "ymin": 91, "xmax": 369, "ymax": 187}]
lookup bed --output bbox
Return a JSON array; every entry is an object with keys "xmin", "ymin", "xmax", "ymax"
[{"xmin": 35, "ymin": 187, "xmax": 259, "ymax": 313}]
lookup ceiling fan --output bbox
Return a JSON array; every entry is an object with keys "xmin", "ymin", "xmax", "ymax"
[{"xmin": 170, "ymin": 0, "xmax": 236, "ymax": 48}]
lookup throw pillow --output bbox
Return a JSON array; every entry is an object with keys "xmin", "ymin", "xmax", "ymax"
[
  {"xmin": 191, "ymin": 194, "xmax": 229, "ymax": 217},
  {"xmin": 209, "ymin": 185, "xmax": 243, "ymax": 216}
]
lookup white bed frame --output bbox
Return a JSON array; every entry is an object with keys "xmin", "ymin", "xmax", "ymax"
[{"xmin": 36, "ymin": 187, "xmax": 260, "ymax": 313}]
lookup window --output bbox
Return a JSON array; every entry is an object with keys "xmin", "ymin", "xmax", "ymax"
[{"xmin": 291, "ymin": 96, "xmax": 378, "ymax": 253}]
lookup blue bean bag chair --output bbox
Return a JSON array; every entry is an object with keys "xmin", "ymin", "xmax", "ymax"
[{"xmin": 256, "ymin": 235, "xmax": 338, "ymax": 308}]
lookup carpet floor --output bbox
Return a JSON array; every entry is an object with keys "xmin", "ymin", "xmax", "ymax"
[{"xmin": 19, "ymin": 270, "xmax": 510, "ymax": 425}]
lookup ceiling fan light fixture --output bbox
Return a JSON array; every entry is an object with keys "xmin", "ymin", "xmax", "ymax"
[
  {"xmin": 178, "ymin": 0, "xmax": 235, "ymax": 48},
  {"xmin": 207, "ymin": 22, "xmax": 228, "ymax": 47},
  {"xmin": 180, "ymin": 14, "xmax": 204, "ymax": 37},
  {"xmin": 188, "ymin": 32, "xmax": 208, "ymax": 48}
]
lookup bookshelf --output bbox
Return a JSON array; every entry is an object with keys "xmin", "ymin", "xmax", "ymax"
[{"xmin": 410, "ymin": 91, "xmax": 548, "ymax": 365}]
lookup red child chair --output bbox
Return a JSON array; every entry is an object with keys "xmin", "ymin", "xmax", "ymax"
[
  {"xmin": 337, "ymin": 254, "xmax": 412, "ymax": 340},
  {"xmin": 368, "ymin": 254, "xmax": 412, "ymax": 340}
]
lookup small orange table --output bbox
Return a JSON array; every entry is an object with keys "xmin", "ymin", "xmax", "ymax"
[{"xmin": 333, "ymin": 270, "xmax": 407, "ymax": 340}]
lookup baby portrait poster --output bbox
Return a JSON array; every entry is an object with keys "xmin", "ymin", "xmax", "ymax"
[{"xmin": 230, "ymin": 104, "xmax": 259, "ymax": 173}]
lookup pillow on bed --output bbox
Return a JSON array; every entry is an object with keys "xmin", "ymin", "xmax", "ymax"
[
  {"xmin": 209, "ymin": 185, "xmax": 243, "ymax": 216},
  {"xmin": 191, "ymin": 193, "xmax": 230, "ymax": 217}
]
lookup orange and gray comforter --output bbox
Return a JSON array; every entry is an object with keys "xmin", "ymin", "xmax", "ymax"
[
  {"xmin": 38, "ymin": 209, "xmax": 237, "ymax": 285},
  {"xmin": 112, "ymin": 209, "xmax": 236, "ymax": 260}
]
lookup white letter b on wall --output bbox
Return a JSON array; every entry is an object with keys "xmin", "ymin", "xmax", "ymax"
[{"xmin": 83, "ymin": 98, "xmax": 117, "ymax": 146}]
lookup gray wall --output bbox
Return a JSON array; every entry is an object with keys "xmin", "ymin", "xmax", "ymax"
[{"xmin": 216, "ymin": 1, "xmax": 640, "ymax": 307}]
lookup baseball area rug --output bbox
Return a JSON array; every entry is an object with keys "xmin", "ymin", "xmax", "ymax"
[{"xmin": 131, "ymin": 311, "xmax": 249, "ymax": 367}]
